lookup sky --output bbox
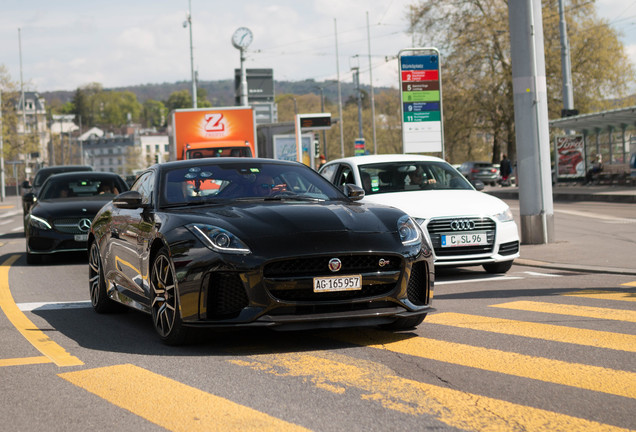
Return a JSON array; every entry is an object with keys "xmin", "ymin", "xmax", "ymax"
[{"xmin": 1, "ymin": 0, "xmax": 635, "ymax": 93}]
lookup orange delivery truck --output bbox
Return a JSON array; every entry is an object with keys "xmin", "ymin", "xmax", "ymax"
[{"xmin": 169, "ymin": 106, "xmax": 257, "ymax": 160}]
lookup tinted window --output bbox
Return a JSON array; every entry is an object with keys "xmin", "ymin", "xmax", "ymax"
[
  {"xmin": 160, "ymin": 162, "xmax": 344, "ymax": 206},
  {"xmin": 358, "ymin": 161, "xmax": 472, "ymax": 194},
  {"xmin": 40, "ymin": 176, "xmax": 125, "ymax": 199},
  {"xmin": 132, "ymin": 172, "xmax": 155, "ymax": 206}
]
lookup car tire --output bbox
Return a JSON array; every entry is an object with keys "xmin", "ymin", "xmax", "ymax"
[
  {"xmin": 88, "ymin": 241, "xmax": 119, "ymax": 313},
  {"xmin": 381, "ymin": 314, "xmax": 426, "ymax": 331},
  {"xmin": 483, "ymin": 260, "xmax": 513, "ymax": 274},
  {"xmin": 150, "ymin": 248, "xmax": 188, "ymax": 345}
]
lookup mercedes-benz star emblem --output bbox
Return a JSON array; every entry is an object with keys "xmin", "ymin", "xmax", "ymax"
[
  {"xmin": 328, "ymin": 258, "xmax": 342, "ymax": 272},
  {"xmin": 450, "ymin": 219, "xmax": 475, "ymax": 231},
  {"xmin": 78, "ymin": 218, "xmax": 92, "ymax": 232}
]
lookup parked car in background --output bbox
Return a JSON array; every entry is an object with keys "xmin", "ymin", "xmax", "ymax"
[
  {"xmin": 25, "ymin": 171, "xmax": 128, "ymax": 264},
  {"xmin": 88, "ymin": 158, "xmax": 434, "ymax": 345},
  {"xmin": 22, "ymin": 165, "xmax": 93, "ymax": 229},
  {"xmin": 458, "ymin": 161, "xmax": 500, "ymax": 186},
  {"xmin": 319, "ymin": 154, "xmax": 520, "ymax": 274}
]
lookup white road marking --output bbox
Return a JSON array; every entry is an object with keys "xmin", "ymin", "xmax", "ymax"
[
  {"xmin": 18, "ymin": 300, "xmax": 91, "ymax": 312},
  {"xmin": 523, "ymin": 271, "xmax": 562, "ymax": 277},
  {"xmin": 554, "ymin": 209, "xmax": 636, "ymax": 223},
  {"xmin": 436, "ymin": 275, "xmax": 523, "ymax": 285}
]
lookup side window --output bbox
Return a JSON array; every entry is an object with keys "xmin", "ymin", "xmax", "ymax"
[
  {"xmin": 319, "ymin": 164, "xmax": 337, "ymax": 182},
  {"xmin": 131, "ymin": 172, "xmax": 155, "ymax": 205},
  {"xmin": 335, "ymin": 165, "xmax": 354, "ymax": 189}
]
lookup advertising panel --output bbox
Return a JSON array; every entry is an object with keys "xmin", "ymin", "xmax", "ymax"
[
  {"xmin": 274, "ymin": 134, "xmax": 312, "ymax": 162},
  {"xmin": 399, "ymin": 48, "xmax": 444, "ymax": 154},
  {"xmin": 555, "ymin": 135, "xmax": 585, "ymax": 179}
]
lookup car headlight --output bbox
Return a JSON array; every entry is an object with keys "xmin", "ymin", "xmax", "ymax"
[
  {"xmin": 186, "ymin": 224, "xmax": 251, "ymax": 255},
  {"xmin": 397, "ymin": 215, "xmax": 422, "ymax": 247},
  {"xmin": 28, "ymin": 214, "xmax": 52, "ymax": 230},
  {"xmin": 494, "ymin": 207, "xmax": 514, "ymax": 222}
]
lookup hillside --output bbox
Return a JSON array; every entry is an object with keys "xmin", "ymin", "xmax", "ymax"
[{"xmin": 40, "ymin": 79, "xmax": 393, "ymax": 107}]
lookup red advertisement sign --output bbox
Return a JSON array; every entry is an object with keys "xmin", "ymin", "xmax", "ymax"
[{"xmin": 555, "ymin": 135, "xmax": 585, "ymax": 178}]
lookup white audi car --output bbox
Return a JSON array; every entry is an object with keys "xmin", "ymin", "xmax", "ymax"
[{"xmin": 319, "ymin": 154, "xmax": 520, "ymax": 273}]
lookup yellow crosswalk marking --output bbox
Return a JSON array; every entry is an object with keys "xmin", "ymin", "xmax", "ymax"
[
  {"xmin": 425, "ymin": 312, "xmax": 636, "ymax": 352},
  {"xmin": 492, "ymin": 301, "xmax": 636, "ymax": 323},
  {"xmin": 0, "ymin": 356, "xmax": 52, "ymax": 367},
  {"xmin": 329, "ymin": 329, "xmax": 635, "ymax": 399},
  {"xmin": 231, "ymin": 351, "xmax": 630, "ymax": 432},
  {"xmin": 0, "ymin": 255, "xmax": 82, "ymax": 367},
  {"xmin": 620, "ymin": 281, "xmax": 636, "ymax": 287},
  {"xmin": 59, "ymin": 364, "xmax": 310, "ymax": 432},
  {"xmin": 563, "ymin": 290, "xmax": 636, "ymax": 302}
]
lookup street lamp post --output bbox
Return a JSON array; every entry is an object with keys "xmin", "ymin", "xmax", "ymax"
[
  {"xmin": 232, "ymin": 27, "xmax": 253, "ymax": 107},
  {"xmin": 184, "ymin": 0, "xmax": 197, "ymax": 108}
]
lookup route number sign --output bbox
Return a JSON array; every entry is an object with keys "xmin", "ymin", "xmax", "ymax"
[{"xmin": 399, "ymin": 48, "xmax": 443, "ymax": 154}]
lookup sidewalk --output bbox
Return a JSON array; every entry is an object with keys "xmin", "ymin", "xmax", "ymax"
[
  {"xmin": 485, "ymin": 183, "xmax": 636, "ymax": 204},
  {"xmin": 485, "ymin": 183, "xmax": 636, "ymax": 276}
]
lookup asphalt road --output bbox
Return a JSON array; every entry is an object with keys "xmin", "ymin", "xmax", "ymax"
[{"xmin": 1, "ymin": 198, "xmax": 635, "ymax": 431}]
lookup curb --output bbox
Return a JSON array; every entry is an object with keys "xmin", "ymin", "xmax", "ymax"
[{"xmin": 515, "ymin": 258, "xmax": 636, "ymax": 276}]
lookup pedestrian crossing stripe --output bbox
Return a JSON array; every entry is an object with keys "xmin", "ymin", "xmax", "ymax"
[
  {"xmin": 59, "ymin": 364, "xmax": 310, "ymax": 432},
  {"xmin": 327, "ymin": 329, "xmax": 635, "ymax": 398},
  {"xmin": 563, "ymin": 290, "xmax": 636, "ymax": 301},
  {"xmin": 492, "ymin": 301, "xmax": 636, "ymax": 323},
  {"xmin": 621, "ymin": 281, "xmax": 636, "ymax": 287},
  {"xmin": 230, "ymin": 351, "xmax": 630, "ymax": 432},
  {"xmin": 425, "ymin": 312, "xmax": 636, "ymax": 352}
]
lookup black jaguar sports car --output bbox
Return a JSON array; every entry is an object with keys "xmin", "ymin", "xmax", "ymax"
[{"xmin": 88, "ymin": 158, "xmax": 435, "ymax": 345}]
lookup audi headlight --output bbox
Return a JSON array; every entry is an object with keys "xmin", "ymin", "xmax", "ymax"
[
  {"xmin": 494, "ymin": 207, "xmax": 514, "ymax": 222},
  {"xmin": 28, "ymin": 215, "xmax": 52, "ymax": 230},
  {"xmin": 186, "ymin": 223, "xmax": 251, "ymax": 255},
  {"xmin": 397, "ymin": 215, "xmax": 422, "ymax": 247}
]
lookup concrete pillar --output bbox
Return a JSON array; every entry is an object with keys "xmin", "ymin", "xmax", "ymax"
[{"xmin": 508, "ymin": 0, "xmax": 554, "ymax": 244}]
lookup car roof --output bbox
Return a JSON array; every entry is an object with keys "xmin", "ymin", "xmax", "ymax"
[
  {"xmin": 44, "ymin": 171, "xmax": 124, "ymax": 181},
  {"xmin": 35, "ymin": 165, "xmax": 93, "ymax": 174},
  {"xmin": 150, "ymin": 157, "xmax": 305, "ymax": 173},
  {"xmin": 325, "ymin": 154, "xmax": 446, "ymax": 167}
]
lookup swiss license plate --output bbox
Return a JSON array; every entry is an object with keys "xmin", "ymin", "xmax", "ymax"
[
  {"xmin": 74, "ymin": 234, "xmax": 89, "ymax": 242},
  {"xmin": 441, "ymin": 231, "xmax": 487, "ymax": 248},
  {"xmin": 313, "ymin": 275, "xmax": 362, "ymax": 292}
]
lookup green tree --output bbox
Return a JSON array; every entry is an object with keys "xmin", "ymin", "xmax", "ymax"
[
  {"xmin": 408, "ymin": 0, "xmax": 635, "ymax": 163},
  {"xmin": 142, "ymin": 99, "xmax": 167, "ymax": 128},
  {"xmin": 165, "ymin": 90, "xmax": 192, "ymax": 112}
]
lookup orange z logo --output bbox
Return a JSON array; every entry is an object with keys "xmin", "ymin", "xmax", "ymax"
[{"xmin": 204, "ymin": 113, "xmax": 224, "ymax": 132}]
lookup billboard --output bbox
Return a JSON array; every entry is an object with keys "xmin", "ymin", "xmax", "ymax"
[
  {"xmin": 555, "ymin": 135, "xmax": 585, "ymax": 179},
  {"xmin": 234, "ymin": 68, "xmax": 275, "ymax": 104},
  {"xmin": 399, "ymin": 48, "xmax": 444, "ymax": 154}
]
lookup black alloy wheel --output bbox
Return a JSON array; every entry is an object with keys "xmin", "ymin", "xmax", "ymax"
[
  {"xmin": 88, "ymin": 241, "xmax": 118, "ymax": 313},
  {"xmin": 150, "ymin": 248, "xmax": 187, "ymax": 345}
]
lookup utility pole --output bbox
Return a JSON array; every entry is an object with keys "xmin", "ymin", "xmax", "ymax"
[
  {"xmin": 0, "ymin": 90, "xmax": 5, "ymax": 202},
  {"xmin": 184, "ymin": 0, "xmax": 197, "ymax": 108},
  {"xmin": 334, "ymin": 19, "xmax": 345, "ymax": 158},
  {"xmin": 558, "ymin": 0, "xmax": 574, "ymax": 119},
  {"xmin": 352, "ymin": 66, "xmax": 363, "ymax": 139},
  {"xmin": 366, "ymin": 11, "xmax": 377, "ymax": 154}
]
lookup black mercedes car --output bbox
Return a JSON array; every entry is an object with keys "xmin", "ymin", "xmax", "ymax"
[
  {"xmin": 89, "ymin": 158, "xmax": 435, "ymax": 345},
  {"xmin": 26, "ymin": 171, "xmax": 128, "ymax": 264},
  {"xmin": 22, "ymin": 165, "xmax": 93, "ymax": 228}
]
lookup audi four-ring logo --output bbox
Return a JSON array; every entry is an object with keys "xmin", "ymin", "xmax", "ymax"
[
  {"xmin": 450, "ymin": 219, "xmax": 475, "ymax": 231},
  {"xmin": 328, "ymin": 258, "xmax": 342, "ymax": 272},
  {"xmin": 78, "ymin": 218, "xmax": 92, "ymax": 232}
]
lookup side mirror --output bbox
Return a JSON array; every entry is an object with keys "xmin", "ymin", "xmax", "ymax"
[
  {"xmin": 472, "ymin": 180, "xmax": 485, "ymax": 191},
  {"xmin": 343, "ymin": 183, "xmax": 365, "ymax": 201},
  {"xmin": 113, "ymin": 190, "xmax": 143, "ymax": 209},
  {"xmin": 23, "ymin": 192, "xmax": 35, "ymax": 203}
]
